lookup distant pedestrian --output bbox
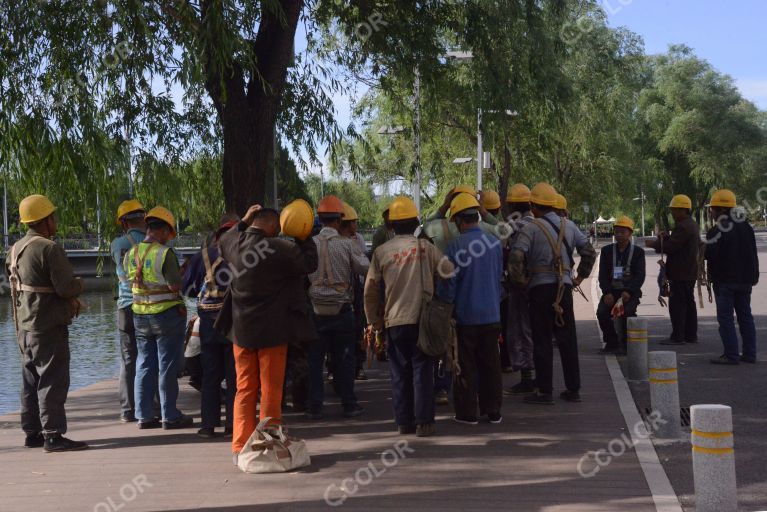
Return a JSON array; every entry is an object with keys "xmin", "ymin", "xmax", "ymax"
[
  {"xmin": 704, "ymin": 190, "xmax": 759, "ymax": 365},
  {"xmin": 645, "ymin": 195, "xmax": 700, "ymax": 345},
  {"xmin": 338, "ymin": 202, "xmax": 368, "ymax": 381}
]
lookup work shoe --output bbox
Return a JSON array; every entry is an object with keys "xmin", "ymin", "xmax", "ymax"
[
  {"xmin": 660, "ymin": 338, "xmax": 685, "ymax": 346},
  {"xmin": 137, "ymin": 418, "xmax": 161, "ymax": 429},
  {"xmin": 435, "ymin": 390, "xmax": 450, "ymax": 406},
  {"xmin": 197, "ymin": 427, "xmax": 216, "ymax": 439},
  {"xmin": 355, "ymin": 369, "xmax": 368, "ymax": 381},
  {"xmin": 560, "ymin": 391, "xmax": 582, "ymax": 403},
  {"xmin": 504, "ymin": 379, "xmax": 536, "ymax": 396},
  {"xmin": 416, "ymin": 423, "xmax": 436, "ymax": 437},
  {"xmin": 44, "ymin": 436, "xmax": 88, "ymax": 452},
  {"xmin": 24, "ymin": 433, "xmax": 44, "ymax": 448},
  {"xmin": 343, "ymin": 404, "xmax": 365, "ymax": 418},
  {"xmin": 523, "ymin": 392, "xmax": 555, "ymax": 405},
  {"xmin": 163, "ymin": 414, "xmax": 194, "ymax": 430},
  {"xmin": 398, "ymin": 424, "xmax": 416, "ymax": 435},
  {"xmin": 120, "ymin": 413, "xmax": 137, "ymax": 423},
  {"xmin": 305, "ymin": 410, "xmax": 324, "ymax": 420},
  {"xmin": 453, "ymin": 416, "xmax": 478, "ymax": 425},
  {"xmin": 740, "ymin": 355, "xmax": 757, "ymax": 364},
  {"xmin": 487, "ymin": 413, "xmax": 503, "ymax": 424},
  {"xmin": 710, "ymin": 355, "xmax": 739, "ymax": 366}
]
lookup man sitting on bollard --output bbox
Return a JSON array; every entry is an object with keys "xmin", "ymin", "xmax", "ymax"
[
  {"xmin": 705, "ymin": 189, "xmax": 759, "ymax": 365},
  {"xmin": 597, "ymin": 216, "xmax": 646, "ymax": 355}
]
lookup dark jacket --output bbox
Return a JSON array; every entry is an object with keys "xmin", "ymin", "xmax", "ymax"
[
  {"xmin": 182, "ymin": 242, "xmax": 230, "ymax": 310},
  {"xmin": 214, "ymin": 222, "xmax": 319, "ymax": 350},
  {"xmin": 705, "ymin": 215, "xmax": 759, "ymax": 287},
  {"xmin": 648, "ymin": 216, "xmax": 700, "ymax": 281},
  {"xmin": 598, "ymin": 243, "xmax": 646, "ymax": 298}
]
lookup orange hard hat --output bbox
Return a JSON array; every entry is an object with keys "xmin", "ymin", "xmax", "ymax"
[{"xmin": 317, "ymin": 195, "xmax": 345, "ymax": 215}]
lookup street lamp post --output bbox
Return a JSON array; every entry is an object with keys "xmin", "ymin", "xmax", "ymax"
[{"xmin": 413, "ymin": 67, "xmax": 422, "ymax": 212}]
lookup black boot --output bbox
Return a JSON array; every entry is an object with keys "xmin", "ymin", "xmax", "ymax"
[{"xmin": 44, "ymin": 436, "xmax": 88, "ymax": 452}]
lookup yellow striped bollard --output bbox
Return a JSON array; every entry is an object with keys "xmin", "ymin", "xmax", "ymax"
[
  {"xmin": 648, "ymin": 351, "xmax": 681, "ymax": 439},
  {"xmin": 626, "ymin": 317, "xmax": 648, "ymax": 381},
  {"xmin": 691, "ymin": 404, "xmax": 737, "ymax": 512}
]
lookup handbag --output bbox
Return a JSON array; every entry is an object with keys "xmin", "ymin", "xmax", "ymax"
[
  {"xmin": 415, "ymin": 239, "xmax": 456, "ymax": 357},
  {"xmin": 237, "ymin": 417, "xmax": 310, "ymax": 473}
]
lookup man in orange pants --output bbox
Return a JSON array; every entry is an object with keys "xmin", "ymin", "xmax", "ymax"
[{"xmin": 216, "ymin": 204, "xmax": 318, "ymax": 464}]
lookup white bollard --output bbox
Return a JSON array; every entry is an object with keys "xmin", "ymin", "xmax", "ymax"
[
  {"xmin": 626, "ymin": 317, "xmax": 648, "ymax": 381},
  {"xmin": 691, "ymin": 404, "xmax": 737, "ymax": 512},
  {"xmin": 648, "ymin": 351, "xmax": 681, "ymax": 439}
]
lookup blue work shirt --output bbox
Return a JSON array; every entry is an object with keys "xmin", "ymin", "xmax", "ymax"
[
  {"xmin": 438, "ymin": 226, "xmax": 503, "ymax": 326},
  {"xmin": 111, "ymin": 228, "xmax": 146, "ymax": 309}
]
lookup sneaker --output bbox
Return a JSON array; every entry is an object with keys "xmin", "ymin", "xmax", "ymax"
[
  {"xmin": 163, "ymin": 414, "xmax": 194, "ymax": 430},
  {"xmin": 120, "ymin": 413, "xmax": 137, "ymax": 423},
  {"xmin": 504, "ymin": 379, "xmax": 536, "ymax": 396},
  {"xmin": 305, "ymin": 410, "xmax": 323, "ymax": 420},
  {"xmin": 398, "ymin": 424, "xmax": 416, "ymax": 435},
  {"xmin": 523, "ymin": 392, "xmax": 555, "ymax": 405},
  {"xmin": 355, "ymin": 369, "xmax": 368, "ymax": 381},
  {"xmin": 197, "ymin": 427, "xmax": 216, "ymax": 438},
  {"xmin": 660, "ymin": 338, "xmax": 685, "ymax": 346},
  {"xmin": 435, "ymin": 390, "xmax": 450, "ymax": 406},
  {"xmin": 343, "ymin": 404, "xmax": 365, "ymax": 418},
  {"xmin": 453, "ymin": 416, "xmax": 479, "ymax": 425},
  {"xmin": 560, "ymin": 390, "xmax": 582, "ymax": 403},
  {"xmin": 710, "ymin": 355, "xmax": 739, "ymax": 365},
  {"xmin": 44, "ymin": 436, "xmax": 88, "ymax": 452},
  {"xmin": 487, "ymin": 413, "xmax": 503, "ymax": 424},
  {"xmin": 137, "ymin": 418, "xmax": 161, "ymax": 429},
  {"xmin": 416, "ymin": 423, "xmax": 436, "ymax": 437},
  {"xmin": 24, "ymin": 433, "xmax": 44, "ymax": 448},
  {"xmin": 740, "ymin": 355, "xmax": 757, "ymax": 364}
]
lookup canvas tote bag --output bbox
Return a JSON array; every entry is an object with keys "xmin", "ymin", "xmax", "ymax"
[{"xmin": 237, "ymin": 418, "xmax": 310, "ymax": 473}]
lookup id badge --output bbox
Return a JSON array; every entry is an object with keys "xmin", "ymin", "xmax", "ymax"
[{"xmin": 613, "ymin": 266, "xmax": 624, "ymax": 280}]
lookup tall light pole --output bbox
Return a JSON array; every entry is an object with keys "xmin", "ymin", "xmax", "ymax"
[
  {"xmin": 3, "ymin": 181, "xmax": 8, "ymax": 251},
  {"xmin": 633, "ymin": 189, "xmax": 646, "ymax": 237},
  {"xmin": 413, "ymin": 66, "xmax": 422, "ymax": 212}
]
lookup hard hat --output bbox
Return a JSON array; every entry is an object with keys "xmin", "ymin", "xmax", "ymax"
[
  {"xmin": 116, "ymin": 199, "xmax": 145, "ymax": 225},
  {"xmin": 19, "ymin": 194, "xmax": 57, "ymax": 224},
  {"xmin": 707, "ymin": 189, "xmax": 736, "ymax": 208},
  {"xmin": 668, "ymin": 194, "xmax": 692, "ymax": 210},
  {"xmin": 614, "ymin": 216, "xmax": 635, "ymax": 231},
  {"xmin": 341, "ymin": 202, "xmax": 359, "ymax": 222},
  {"xmin": 317, "ymin": 195, "xmax": 344, "ymax": 215},
  {"xmin": 506, "ymin": 183, "xmax": 531, "ymax": 203},
  {"xmin": 145, "ymin": 206, "xmax": 177, "ymax": 239},
  {"xmin": 388, "ymin": 196, "xmax": 419, "ymax": 221},
  {"xmin": 554, "ymin": 193, "xmax": 568, "ymax": 211},
  {"xmin": 530, "ymin": 182, "xmax": 558, "ymax": 207},
  {"xmin": 481, "ymin": 190, "xmax": 502, "ymax": 210},
  {"xmin": 450, "ymin": 192, "xmax": 481, "ymax": 219},
  {"xmin": 451, "ymin": 184, "xmax": 476, "ymax": 196},
  {"xmin": 280, "ymin": 199, "xmax": 314, "ymax": 240}
]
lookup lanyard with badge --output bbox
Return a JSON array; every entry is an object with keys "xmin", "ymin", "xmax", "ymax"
[{"xmin": 611, "ymin": 242, "xmax": 634, "ymax": 289}]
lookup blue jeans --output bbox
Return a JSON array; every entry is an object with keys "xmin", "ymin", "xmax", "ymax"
[
  {"xmin": 308, "ymin": 307, "xmax": 357, "ymax": 412},
  {"xmin": 134, "ymin": 307, "xmax": 186, "ymax": 422},
  {"xmin": 388, "ymin": 325, "xmax": 435, "ymax": 426},
  {"xmin": 198, "ymin": 311, "xmax": 236, "ymax": 429},
  {"xmin": 714, "ymin": 284, "xmax": 756, "ymax": 362}
]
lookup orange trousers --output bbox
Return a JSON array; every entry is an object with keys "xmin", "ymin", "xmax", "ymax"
[{"xmin": 232, "ymin": 344, "xmax": 288, "ymax": 454}]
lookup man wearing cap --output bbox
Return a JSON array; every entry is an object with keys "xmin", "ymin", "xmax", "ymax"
[
  {"xmin": 124, "ymin": 206, "xmax": 193, "ymax": 430},
  {"xmin": 339, "ymin": 202, "xmax": 368, "ymax": 380},
  {"xmin": 182, "ymin": 214, "xmax": 239, "ymax": 437},
  {"xmin": 438, "ymin": 193, "xmax": 504, "ymax": 425},
  {"xmin": 509, "ymin": 183, "xmax": 596, "ymax": 405},
  {"xmin": 8, "ymin": 195, "xmax": 87, "ymax": 451},
  {"xmin": 307, "ymin": 195, "xmax": 370, "ymax": 419},
  {"xmin": 365, "ymin": 197, "xmax": 453, "ymax": 437},
  {"xmin": 645, "ymin": 195, "xmax": 700, "ymax": 345},
  {"xmin": 597, "ymin": 216, "xmax": 646, "ymax": 355},
  {"xmin": 111, "ymin": 199, "xmax": 147, "ymax": 423},
  {"xmin": 705, "ymin": 190, "xmax": 759, "ymax": 365}
]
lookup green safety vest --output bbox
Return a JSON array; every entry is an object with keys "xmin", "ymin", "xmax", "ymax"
[{"xmin": 124, "ymin": 242, "xmax": 183, "ymax": 315}]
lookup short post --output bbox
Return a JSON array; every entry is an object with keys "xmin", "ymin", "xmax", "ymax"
[
  {"xmin": 627, "ymin": 317, "xmax": 648, "ymax": 381},
  {"xmin": 648, "ymin": 351, "xmax": 681, "ymax": 439},
  {"xmin": 691, "ymin": 404, "xmax": 737, "ymax": 512}
]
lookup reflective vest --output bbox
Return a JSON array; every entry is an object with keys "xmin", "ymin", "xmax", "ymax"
[{"xmin": 124, "ymin": 242, "xmax": 183, "ymax": 315}]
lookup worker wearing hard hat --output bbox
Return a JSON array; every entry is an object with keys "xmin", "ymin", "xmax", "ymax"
[
  {"xmin": 110, "ymin": 199, "xmax": 147, "ymax": 423},
  {"xmin": 508, "ymin": 183, "xmax": 596, "ymax": 405},
  {"xmin": 704, "ymin": 190, "xmax": 759, "ymax": 365},
  {"xmin": 124, "ymin": 206, "xmax": 193, "ymax": 430},
  {"xmin": 645, "ymin": 194, "xmax": 700, "ymax": 345},
  {"xmin": 596, "ymin": 216, "xmax": 646, "ymax": 355},
  {"xmin": 365, "ymin": 197, "xmax": 453, "ymax": 436},
  {"xmin": 307, "ymin": 195, "xmax": 370, "ymax": 419},
  {"xmin": 8, "ymin": 194, "xmax": 86, "ymax": 452},
  {"xmin": 503, "ymin": 184, "xmax": 536, "ymax": 393},
  {"xmin": 339, "ymin": 202, "xmax": 368, "ymax": 380},
  {"xmin": 437, "ymin": 193, "xmax": 505, "ymax": 425},
  {"xmin": 371, "ymin": 207, "xmax": 394, "ymax": 254}
]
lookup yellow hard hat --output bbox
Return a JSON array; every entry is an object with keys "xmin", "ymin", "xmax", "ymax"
[
  {"xmin": 451, "ymin": 184, "xmax": 476, "ymax": 196},
  {"xmin": 388, "ymin": 196, "xmax": 419, "ymax": 221},
  {"xmin": 554, "ymin": 193, "xmax": 568, "ymax": 211},
  {"xmin": 19, "ymin": 194, "xmax": 57, "ymax": 224},
  {"xmin": 707, "ymin": 189, "xmax": 736, "ymax": 208},
  {"xmin": 506, "ymin": 183, "xmax": 531, "ymax": 203},
  {"xmin": 116, "ymin": 199, "xmax": 145, "ymax": 225},
  {"xmin": 614, "ymin": 216, "xmax": 635, "ymax": 231},
  {"xmin": 280, "ymin": 199, "xmax": 314, "ymax": 240},
  {"xmin": 145, "ymin": 206, "xmax": 177, "ymax": 239},
  {"xmin": 481, "ymin": 190, "xmax": 501, "ymax": 210},
  {"xmin": 450, "ymin": 192, "xmax": 481, "ymax": 219},
  {"xmin": 668, "ymin": 194, "xmax": 692, "ymax": 210},
  {"xmin": 530, "ymin": 182, "xmax": 558, "ymax": 207},
  {"xmin": 341, "ymin": 202, "xmax": 359, "ymax": 222}
]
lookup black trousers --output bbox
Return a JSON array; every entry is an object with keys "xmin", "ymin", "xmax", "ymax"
[
  {"xmin": 499, "ymin": 296, "xmax": 511, "ymax": 369},
  {"xmin": 18, "ymin": 326, "xmax": 70, "ymax": 436},
  {"xmin": 669, "ymin": 280, "xmax": 697, "ymax": 342},
  {"xmin": 529, "ymin": 284, "xmax": 580, "ymax": 395},
  {"xmin": 453, "ymin": 323, "xmax": 502, "ymax": 419},
  {"xmin": 596, "ymin": 294, "xmax": 640, "ymax": 349},
  {"xmin": 286, "ymin": 343, "xmax": 309, "ymax": 409}
]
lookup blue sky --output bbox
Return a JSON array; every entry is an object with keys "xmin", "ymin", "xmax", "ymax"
[{"xmin": 606, "ymin": 0, "xmax": 767, "ymax": 108}]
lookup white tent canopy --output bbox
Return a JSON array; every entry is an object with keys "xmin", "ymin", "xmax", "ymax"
[{"xmin": 595, "ymin": 216, "xmax": 616, "ymax": 224}]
